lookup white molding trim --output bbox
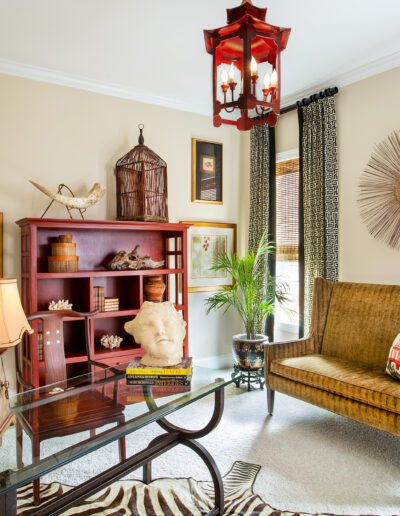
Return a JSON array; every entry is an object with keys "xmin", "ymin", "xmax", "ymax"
[
  {"xmin": 0, "ymin": 50, "xmax": 399, "ymax": 115},
  {"xmin": 194, "ymin": 353, "xmax": 232, "ymax": 369},
  {"xmin": 276, "ymin": 148, "xmax": 299, "ymax": 163},
  {"xmin": 281, "ymin": 50, "xmax": 400, "ymax": 108},
  {"xmin": 0, "ymin": 58, "xmax": 211, "ymax": 116}
]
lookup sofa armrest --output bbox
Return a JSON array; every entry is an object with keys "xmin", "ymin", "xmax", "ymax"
[{"xmin": 264, "ymin": 337, "xmax": 315, "ymax": 383}]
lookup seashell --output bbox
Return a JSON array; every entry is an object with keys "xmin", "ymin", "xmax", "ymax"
[
  {"xmin": 48, "ymin": 299, "xmax": 73, "ymax": 310},
  {"xmin": 100, "ymin": 334, "xmax": 123, "ymax": 350}
]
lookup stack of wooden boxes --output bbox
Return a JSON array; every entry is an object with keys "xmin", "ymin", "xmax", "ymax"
[{"xmin": 48, "ymin": 234, "xmax": 78, "ymax": 272}]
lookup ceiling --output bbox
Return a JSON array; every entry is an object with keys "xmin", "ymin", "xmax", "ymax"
[{"xmin": 0, "ymin": 0, "xmax": 399, "ymax": 114}]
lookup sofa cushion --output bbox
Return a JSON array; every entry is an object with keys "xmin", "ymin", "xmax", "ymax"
[
  {"xmin": 386, "ymin": 333, "xmax": 400, "ymax": 381},
  {"xmin": 320, "ymin": 281, "xmax": 400, "ymax": 369},
  {"xmin": 271, "ymin": 354, "xmax": 400, "ymax": 414}
]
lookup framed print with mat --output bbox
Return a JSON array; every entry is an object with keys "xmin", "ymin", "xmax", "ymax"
[{"xmin": 180, "ymin": 221, "xmax": 236, "ymax": 292}]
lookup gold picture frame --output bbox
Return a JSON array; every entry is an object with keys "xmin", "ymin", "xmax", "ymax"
[
  {"xmin": 191, "ymin": 139, "xmax": 223, "ymax": 204},
  {"xmin": 180, "ymin": 221, "xmax": 237, "ymax": 292}
]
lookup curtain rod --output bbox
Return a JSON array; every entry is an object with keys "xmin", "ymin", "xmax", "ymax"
[
  {"xmin": 253, "ymin": 86, "xmax": 339, "ymax": 120},
  {"xmin": 281, "ymin": 86, "xmax": 339, "ymax": 114}
]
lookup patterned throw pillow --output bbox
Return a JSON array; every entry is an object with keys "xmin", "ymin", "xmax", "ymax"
[{"xmin": 386, "ymin": 333, "xmax": 400, "ymax": 380}]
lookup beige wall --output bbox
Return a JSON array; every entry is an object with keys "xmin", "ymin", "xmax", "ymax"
[
  {"xmin": 337, "ymin": 67, "xmax": 400, "ymax": 283},
  {"xmin": 2, "ymin": 67, "xmax": 400, "ymax": 383},
  {"xmin": 242, "ymin": 66, "xmax": 400, "ymax": 286},
  {"xmin": 0, "ymin": 74, "xmax": 244, "ymax": 383}
]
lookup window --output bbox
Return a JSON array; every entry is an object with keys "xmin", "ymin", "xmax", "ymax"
[{"xmin": 274, "ymin": 151, "xmax": 300, "ymax": 337}]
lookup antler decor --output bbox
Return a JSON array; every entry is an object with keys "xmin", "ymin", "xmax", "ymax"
[
  {"xmin": 30, "ymin": 181, "xmax": 106, "ymax": 219},
  {"xmin": 358, "ymin": 130, "xmax": 400, "ymax": 249}
]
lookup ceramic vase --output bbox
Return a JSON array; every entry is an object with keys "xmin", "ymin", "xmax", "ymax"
[
  {"xmin": 144, "ymin": 276, "xmax": 166, "ymax": 302},
  {"xmin": 232, "ymin": 334, "xmax": 268, "ymax": 370}
]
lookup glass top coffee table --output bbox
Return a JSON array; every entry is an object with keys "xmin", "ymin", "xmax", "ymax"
[{"xmin": 0, "ymin": 363, "xmax": 233, "ymax": 516}]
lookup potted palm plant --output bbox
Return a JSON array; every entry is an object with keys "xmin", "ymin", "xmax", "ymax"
[{"xmin": 205, "ymin": 234, "xmax": 287, "ymax": 372}]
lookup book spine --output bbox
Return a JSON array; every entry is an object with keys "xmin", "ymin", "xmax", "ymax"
[
  {"xmin": 94, "ymin": 287, "xmax": 105, "ymax": 311},
  {"xmin": 126, "ymin": 368, "xmax": 192, "ymax": 376},
  {"xmin": 127, "ymin": 385, "xmax": 191, "ymax": 394},
  {"xmin": 126, "ymin": 374, "xmax": 191, "ymax": 381},
  {"xmin": 126, "ymin": 379, "xmax": 191, "ymax": 386}
]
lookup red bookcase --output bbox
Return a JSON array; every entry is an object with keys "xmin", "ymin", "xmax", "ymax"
[{"xmin": 17, "ymin": 218, "xmax": 189, "ymax": 387}]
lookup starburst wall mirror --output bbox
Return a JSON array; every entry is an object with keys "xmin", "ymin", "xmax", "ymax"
[{"xmin": 358, "ymin": 130, "xmax": 400, "ymax": 249}]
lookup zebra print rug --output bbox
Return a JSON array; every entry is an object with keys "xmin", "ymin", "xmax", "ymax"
[{"xmin": 16, "ymin": 461, "xmax": 345, "ymax": 516}]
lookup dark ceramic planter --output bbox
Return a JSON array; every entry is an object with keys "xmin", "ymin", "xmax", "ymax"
[{"xmin": 232, "ymin": 334, "xmax": 268, "ymax": 371}]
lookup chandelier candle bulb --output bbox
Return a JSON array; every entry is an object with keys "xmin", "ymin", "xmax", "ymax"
[
  {"xmin": 228, "ymin": 63, "xmax": 236, "ymax": 83},
  {"xmin": 250, "ymin": 57, "xmax": 258, "ymax": 96},
  {"xmin": 250, "ymin": 57, "xmax": 258, "ymax": 76},
  {"xmin": 270, "ymin": 69, "xmax": 278, "ymax": 88},
  {"xmin": 221, "ymin": 69, "xmax": 229, "ymax": 95},
  {"xmin": 263, "ymin": 72, "xmax": 271, "ymax": 98}
]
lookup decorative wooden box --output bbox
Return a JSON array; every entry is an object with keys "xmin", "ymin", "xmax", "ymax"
[{"xmin": 17, "ymin": 218, "xmax": 189, "ymax": 387}]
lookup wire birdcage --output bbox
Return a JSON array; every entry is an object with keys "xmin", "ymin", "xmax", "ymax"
[{"xmin": 115, "ymin": 125, "xmax": 168, "ymax": 222}]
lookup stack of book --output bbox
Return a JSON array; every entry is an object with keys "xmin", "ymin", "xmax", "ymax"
[
  {"xmin": 104, "ymin": 297, "xmax": 119, "ymax": 312},
  {"xmin": 124, "ymin": 384, "xmax": 191, "ymax": 403},
  {"xmin": 93, "ymin": 286, "xmax": 105, "ymax": 311},
  {"xmin": 126, "ymin": 357, "xmax": 193, "ymax": 386}
]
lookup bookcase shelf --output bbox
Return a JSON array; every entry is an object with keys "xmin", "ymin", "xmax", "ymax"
[
  {"xmin": 17, "ymin": 218, "xmax": 189, "ymax": 388},
  {"xmin": 35, "ymin": 268, "xmax": 185, "ymax": 279}
]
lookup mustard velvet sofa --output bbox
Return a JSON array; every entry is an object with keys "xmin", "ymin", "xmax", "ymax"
[{"xmin": 265, "ymin": 278, "xmax": 400, "ymax": 435}]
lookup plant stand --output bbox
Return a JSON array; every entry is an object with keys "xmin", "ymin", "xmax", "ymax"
[{"xmin": 231, "ymin": 365, "xmax": 265, "ymax": 391}]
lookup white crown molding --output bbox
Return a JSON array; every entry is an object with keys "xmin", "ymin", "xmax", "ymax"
[
  {"xmin": 0, "ymin": 50, "xmax": 399, "ymax": 116},
  {"xmin": 281, "ymin": 49, "xmax": 400, "ymax": 108},
  {"xmin": 0, "ymin": 58, "xmax": 211, "ymax": 116}
]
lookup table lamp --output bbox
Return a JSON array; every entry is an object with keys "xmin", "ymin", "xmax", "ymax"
[{"xmin": 0, "ymin": 278, "xmax": 33, "ymax": 435}]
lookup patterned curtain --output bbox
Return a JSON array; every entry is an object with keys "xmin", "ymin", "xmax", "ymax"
[
  {"xmin": 298, "ymin": 96, "xmax": 338, "ymax": 335},
  {"xmin": 248, "ymin": 124, "xmax": 276, "ymax": 339}
]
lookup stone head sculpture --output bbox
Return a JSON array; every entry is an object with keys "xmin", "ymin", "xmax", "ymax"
[{"xmin": 124, "ymin": 302, "xmax": 187, "ymax": 367}]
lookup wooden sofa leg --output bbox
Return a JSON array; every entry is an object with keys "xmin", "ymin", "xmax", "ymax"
[{"xmin": 267, "ymin": 389, "xmax": 275, "ymax": 415}]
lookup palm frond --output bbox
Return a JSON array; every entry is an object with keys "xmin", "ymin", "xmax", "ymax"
[{"xmin": 205, "ymin": 232, "xmax": 288, "ymax": 338}]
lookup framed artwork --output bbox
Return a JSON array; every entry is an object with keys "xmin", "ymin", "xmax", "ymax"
[
  {"xmin": 0, "ymin": 212, "xmax": 3, "ymax": 277},
  {"xmin": 192, "ymin": 139, "xmax": 223, "ymax": 204},
  {"xmin": 180, "ymin": 221, "xmax": 237, "ymax": 292}
]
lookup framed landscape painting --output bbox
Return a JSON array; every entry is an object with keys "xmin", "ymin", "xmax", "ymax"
[
  {"xmin": 181, "ymin": 221, "xmax": 237, "ymax": 292},
  {"xmin": 191, "ymin": 139, "xmax": 223, "ymax": 204}
]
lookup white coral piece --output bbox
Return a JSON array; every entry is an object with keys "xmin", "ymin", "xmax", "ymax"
[
  {"xmin": 100, "ymin": 334, "xmax": 123, "ymax": 350},
  {"xmin": 48, "ymin": 299, "xmax": 73, "ymax": 310}
]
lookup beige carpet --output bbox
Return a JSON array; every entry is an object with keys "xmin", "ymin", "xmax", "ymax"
[{"xmin": 6, "ymin": 382, "xmax": 400, "ymax": 515}]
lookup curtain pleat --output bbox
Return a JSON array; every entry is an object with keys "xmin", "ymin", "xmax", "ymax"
[
  {"xmin": 298, "ymin": 96, "xmax": 338, "ymax": 334},
  {"xmin": 248, "ymin": 124, "xmax": 275, "ymax": 339}
]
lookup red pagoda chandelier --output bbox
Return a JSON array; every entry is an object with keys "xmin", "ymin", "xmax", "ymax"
[{"xmin": 204, "ymin": 0, "xmax": 291, "ymax": 131}]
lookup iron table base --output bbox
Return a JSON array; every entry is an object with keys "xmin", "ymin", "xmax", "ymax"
[
  {"xmin": 0, "ymin": 388, "xmax": 225, "ymax": 516},
  {"xmin": 231, "ymin": 365, "xmax": 265, "ymax": 391}
]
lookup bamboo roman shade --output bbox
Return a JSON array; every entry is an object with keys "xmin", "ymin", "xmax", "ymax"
[{"xmin": 276, "ymin": 158, "xmax": 299, "ymax": 261}]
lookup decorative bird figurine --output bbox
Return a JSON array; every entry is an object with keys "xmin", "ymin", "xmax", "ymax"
[{"xmin": 30, "ymin": 180, "xmax": 106, "ymax": 219}]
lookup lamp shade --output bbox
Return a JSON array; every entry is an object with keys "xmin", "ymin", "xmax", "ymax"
[{"xmin": 0, "ymin": 278, "xmax": 33, "ymax": 351}]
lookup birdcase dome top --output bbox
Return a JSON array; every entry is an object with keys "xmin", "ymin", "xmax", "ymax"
[{"xmin": 115, "ymin": 124, "xmax": 167, "ymax": 171}]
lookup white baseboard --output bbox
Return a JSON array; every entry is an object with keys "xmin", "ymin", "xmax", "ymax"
[{"xmin": 193, "ymin": 354, "xmax": 232, "ymax": 369}]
